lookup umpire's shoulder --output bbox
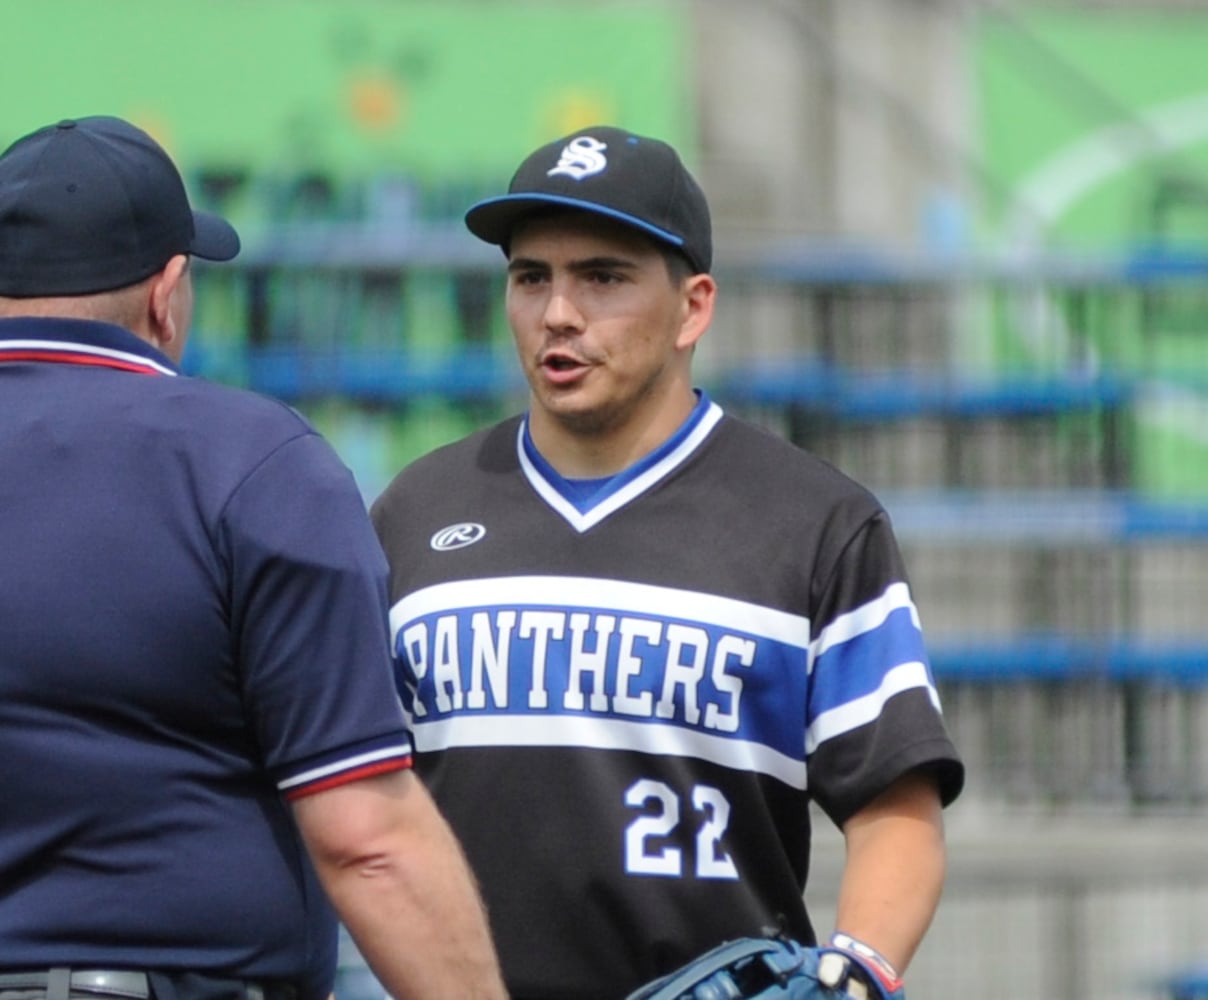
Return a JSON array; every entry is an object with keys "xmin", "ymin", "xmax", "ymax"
[{"xmin": 175, "ymin": 376, "xmax": 320, "ymax": 451}]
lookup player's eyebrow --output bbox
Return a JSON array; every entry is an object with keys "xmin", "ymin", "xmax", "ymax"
[
  {"xmin": 507, "ymin": 255, "xmax": 640, "ymax": 274},
  {"xmin": 507, "ymin": 256, "xmax": 549, "ymax": 274},
  {"xmin": 567, "ymin": 256, "xmax": 640, "ymax": 274}
]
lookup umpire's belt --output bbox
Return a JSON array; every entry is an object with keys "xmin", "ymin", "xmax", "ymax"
[
  {"xmin": 0, "ymin": 972, "xmax": 286, "ymax": 1000},
  {"xmin": 0, "ymin": 972, "xmax": 151, "ymax": 999}
]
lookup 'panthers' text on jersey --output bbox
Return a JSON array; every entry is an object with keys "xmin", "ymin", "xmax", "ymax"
[{"xmin": 371, "ymin": 395, "xmax": 963, "ymax": 1000}]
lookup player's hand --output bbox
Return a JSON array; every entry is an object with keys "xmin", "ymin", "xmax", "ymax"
[{"xmin": 816, "ymin": 933, "xmax": 905, "ymax": 1000}]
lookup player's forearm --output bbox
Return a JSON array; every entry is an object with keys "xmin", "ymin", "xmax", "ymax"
[
  {"xmin": 833, "ymin": 771, "xmax": 947, "ymax": 973},
  {"xmin": 294, "ymin": 772, "xmax": 507, "ymax": 1000},
  {"xmin": 326, "ymin": 844, "xmax": 506, "ymax": 1000}
]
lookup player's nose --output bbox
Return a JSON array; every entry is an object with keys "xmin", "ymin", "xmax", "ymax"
[{"xmin": 541, "ymin": 284, "xmax": 584, "ymax": 333}]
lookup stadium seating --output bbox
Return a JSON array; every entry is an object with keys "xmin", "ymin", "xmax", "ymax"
[{"xmin": 189, "ymin": 214, "xmax": 1208, "ymax": 809}]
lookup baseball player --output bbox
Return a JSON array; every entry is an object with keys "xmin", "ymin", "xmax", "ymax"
[
  {"xmin": 370, "ymin": 126, "xmax": 964, "ymax": 1000},
  {"xmin": 0, "ymin": 117, "xmax": 505, "ymax": 1000}
]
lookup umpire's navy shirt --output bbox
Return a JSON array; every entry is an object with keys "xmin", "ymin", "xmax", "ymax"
[{"xmin": 0, "ymin": 317, "xmax": 414, "ymax": 999}]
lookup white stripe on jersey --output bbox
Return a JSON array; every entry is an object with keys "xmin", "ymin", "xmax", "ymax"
[
  {"xmin": 277, "ymin": 743, "xmax": 414, "ymax": 792},
  {"xmin": 411, "ymin": 712, "xmax": 809, "ymax": 790},
  {"xmin": 806, "ymin": 581, "xmax": 921, "ymax": 674},
  {"xmin": 517, "ymin": 402, "xmax": 725, "ymax": 532},
  {"xmin": 391, "ymin": 575, "xmax": 812, "ymax": 650},
  {"xmin": 804, "ymin": 660, "xmax": 939, "ymax": 754}
]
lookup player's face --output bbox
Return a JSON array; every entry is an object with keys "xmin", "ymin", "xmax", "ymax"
[{"xmin": 505, "ymin": 214, "xmax": 713, "ymax": 456}]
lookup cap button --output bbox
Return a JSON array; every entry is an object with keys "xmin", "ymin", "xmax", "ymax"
[{"xmin": 57, "ymin": 120, "xmax": 77, "ymax": 129}]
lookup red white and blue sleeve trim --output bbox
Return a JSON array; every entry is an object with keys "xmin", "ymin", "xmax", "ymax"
[{"xmin": 277, "ymin": 741, "xmax": 414, "ymax": 801}]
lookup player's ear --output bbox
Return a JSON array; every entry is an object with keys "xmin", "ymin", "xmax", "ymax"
[
  {"xmin": 147, "ymin": 254, "xmax": 190, "ymax": 354},
  {"xmin": 675, "ymin": 272, "xmax": 716, "ymax": 351}
]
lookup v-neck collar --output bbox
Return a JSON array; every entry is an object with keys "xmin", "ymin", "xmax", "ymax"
[{"xmin": 517, "ymin": 392, "xmax": 723, "ymax": 532}]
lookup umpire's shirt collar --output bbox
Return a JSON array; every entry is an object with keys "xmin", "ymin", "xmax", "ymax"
[{"xmin": 0, "ymin": 315, "xmax": 180, "ymax": 376}]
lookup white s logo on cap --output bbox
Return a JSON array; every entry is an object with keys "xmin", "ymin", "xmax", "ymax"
[{"xmin": 547, "ymin": 136, "xmax": 608, "ymax": 180}]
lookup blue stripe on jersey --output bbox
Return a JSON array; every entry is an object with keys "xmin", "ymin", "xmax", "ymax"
[
  {"xmin": 805, "ymin": 583, "xmax": 941, "ymax": 754},
  {"xmin": 390, "ymin": 575, "xmax": 813, "ymax": 787},
  {"xmin": 808, "ymin": 603, "xmax": 929, "ymax": 714}
]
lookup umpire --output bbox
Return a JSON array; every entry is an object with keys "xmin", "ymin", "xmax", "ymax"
[{"xmin": 0, "ymin": 117, "xmax": 506, "ymax": 1000}]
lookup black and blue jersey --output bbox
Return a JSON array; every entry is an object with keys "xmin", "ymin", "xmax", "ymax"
[
  {"xmin": 371, "ymin": 393, "xmax": 963, "ymax": 1000},
  {"xmin": 0, "ymin": 317, "xmax": 413, "ymax": 1000}
]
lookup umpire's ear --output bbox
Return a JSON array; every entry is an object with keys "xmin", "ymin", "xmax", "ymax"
[{"xmin": 147, "ymin": 254, "xmax": 192, "ymax": 363}]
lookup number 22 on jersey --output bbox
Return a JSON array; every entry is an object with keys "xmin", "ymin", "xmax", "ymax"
[{"xmin": 624, "ymin": 779, "xmax": 738, "ymax": 879}]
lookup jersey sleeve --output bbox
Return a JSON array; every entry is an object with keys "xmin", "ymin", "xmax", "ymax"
[
  {"xmin": 219, "ymin": 432, "xmax": 413, "ymax": 799},
  {"xmin": 805, "ymin": 509, "xmax": 964, "ymax": 825}
]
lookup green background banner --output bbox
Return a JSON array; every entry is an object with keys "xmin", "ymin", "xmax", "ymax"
[
  {"xmin": 976, "ymin": 8, "xmax": 1208, "ymax": 496},
  {"xmin": 2, "ymin": 0, "xmax": 694, "ymax": 191},
  {"xmin": 977, "ymin": 7, "xmax": 1208, "ymax": 245},
  {"xmin": 1, "ymin": 0, "xmax": 696, "ymax": 498}
]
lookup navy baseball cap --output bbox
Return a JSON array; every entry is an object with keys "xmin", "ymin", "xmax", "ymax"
[
  {"xmin": 465, "ymin": 126, "xmax": 712, "ymax": 274},
  {"xmin": 0, "ymin": 116, "xmax": 240, "ymax": 297}
]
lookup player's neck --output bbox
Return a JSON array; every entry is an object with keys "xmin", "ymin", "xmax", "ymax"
[{"xmin": 528, "ymin": 387, "xmax": 698, "ymax": 479}]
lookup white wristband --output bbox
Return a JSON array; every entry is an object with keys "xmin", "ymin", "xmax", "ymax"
[{"xmin": 829, "ymin": 932, "xmax": 903, "ymax": 992}]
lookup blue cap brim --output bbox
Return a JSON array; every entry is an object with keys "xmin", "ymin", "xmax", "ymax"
[{"xmin": 465, "ymin": 194, "xmax": 686, "ymax": 255}]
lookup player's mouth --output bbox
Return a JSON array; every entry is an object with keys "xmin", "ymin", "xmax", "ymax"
[{"xmin": 539, "ymin": 350, "xmax": 591, "ymax": 385}]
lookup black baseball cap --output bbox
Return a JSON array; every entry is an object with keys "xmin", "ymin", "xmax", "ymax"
[
  {"xmin": 465, "ymin": 125, "xmax": 712, "ymax": 274},
  {"xmin": 0, "ymin": 116, "xmax": 240, "ymax": 297}
]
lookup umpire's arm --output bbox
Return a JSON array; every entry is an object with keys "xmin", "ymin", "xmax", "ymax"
[
  {"xmin": 834, "ymin": 770, "xmax": 947, "ymax": 974},
  {"xmin": 292, "ymin": 769, "xmax": 508, "ymax": 1000}
]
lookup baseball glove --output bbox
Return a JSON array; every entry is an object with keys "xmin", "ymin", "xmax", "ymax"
[{"xmin": 623, "ymin": 934, "xmax": 906, "ymax": 1000}]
